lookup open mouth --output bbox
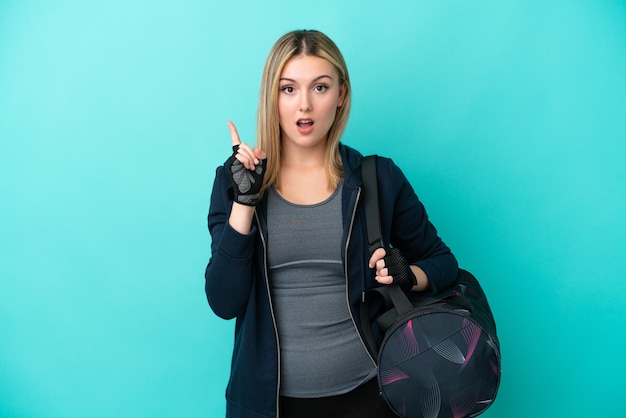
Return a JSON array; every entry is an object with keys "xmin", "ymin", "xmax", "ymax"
[{"xmin": 297, "ymin": 119, "xmax": 314, "ymax": 127}]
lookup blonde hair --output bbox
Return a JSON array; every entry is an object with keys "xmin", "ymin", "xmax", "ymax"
[{"xmin": 256, "ymin": 29, "xmax": 351, "ymax": 194}]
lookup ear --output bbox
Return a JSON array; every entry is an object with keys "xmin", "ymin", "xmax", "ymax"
[{"xmin": 337, "ymin": 83, "xmax": 347, "ymax": 107}]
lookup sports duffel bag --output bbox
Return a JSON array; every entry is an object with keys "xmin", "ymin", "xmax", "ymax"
[{"xmin": 360, "ymin": 269, "xmax": 501, "ymax": 418}]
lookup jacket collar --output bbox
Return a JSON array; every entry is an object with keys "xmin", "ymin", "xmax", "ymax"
[{"xmin": 339, "ymin": 143, "xmax": 365, "ymax": 190}]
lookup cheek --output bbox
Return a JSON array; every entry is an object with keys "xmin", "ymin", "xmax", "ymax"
[
  {"xmin": 320, "ymin": 100, "xmax": 339, "ymax": 122},
  {"xmin": 278, "ymin": 95, "xmax": 299, "ymax": 115}
]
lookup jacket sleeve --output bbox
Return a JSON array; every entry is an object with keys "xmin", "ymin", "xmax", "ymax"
[
  {"xmin": 204, "ymin": 165, "xmax": 257, "ymax": 319},
  {"xmin": 380, "ymin": 158, "xmax": 458, "ymax": 294}
]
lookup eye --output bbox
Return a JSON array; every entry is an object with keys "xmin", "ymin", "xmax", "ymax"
[
  {"xmin": 314, "ymin": 84, "xmax": 328, "ymax": 93},
  {"xmin": 280, "ymin": 86, "xmax": 295, "ymax": 94}
]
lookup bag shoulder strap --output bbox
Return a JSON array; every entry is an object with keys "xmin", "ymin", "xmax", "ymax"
[
  {"xmin": 361, "ymin": 155, "xmax": 384, "ymax": 255},
  {"xmin": 360, "ymin": 155, "xmax": 416, "ymax": 357}
]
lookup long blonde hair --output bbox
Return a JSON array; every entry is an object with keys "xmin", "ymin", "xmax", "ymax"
[{"xmin": 256, "ymin": 30, "xmax": 352, "ymax": 194}]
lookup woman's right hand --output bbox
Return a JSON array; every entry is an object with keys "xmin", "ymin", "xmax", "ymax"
[{"xmin": 225, "ymin": 121, "xmax": 267, "ymax": 207}]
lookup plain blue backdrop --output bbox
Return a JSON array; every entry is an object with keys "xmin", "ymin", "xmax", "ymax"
[{"xmin": 1, "ymin": 0, "xmax": 625, "ymax": 417}]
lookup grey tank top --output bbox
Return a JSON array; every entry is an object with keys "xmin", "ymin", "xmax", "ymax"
[{"xmin": 267, "ymin": 184, "xmax": 376, "ymax": 398}]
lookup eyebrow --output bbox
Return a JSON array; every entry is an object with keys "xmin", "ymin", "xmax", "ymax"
[{"xmin": 279, "ymin": 75, "xmax": 334, "ymax": 83}]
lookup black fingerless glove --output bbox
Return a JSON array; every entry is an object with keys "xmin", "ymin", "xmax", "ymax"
[
  {"xmin": 225, "ymin": 145, "xmax": 267, "ymax": 206},
  {"xmin": 384, "ymin": 247, "xmax": 418, "ymax": 291}
]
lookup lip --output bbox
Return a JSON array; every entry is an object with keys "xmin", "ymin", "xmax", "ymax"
[{"xmin": 296, "ymin": 118, "xmax": 314, "ymax": 135}]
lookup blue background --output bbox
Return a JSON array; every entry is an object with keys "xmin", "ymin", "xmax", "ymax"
[{"xmin": 1, "ymin": 0, "xmax": 625, "ymax": 417}]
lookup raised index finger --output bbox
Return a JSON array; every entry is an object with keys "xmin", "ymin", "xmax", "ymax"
[{"xmin": 227, "ymin": 120, "xmax": 241, "ymax": 147}]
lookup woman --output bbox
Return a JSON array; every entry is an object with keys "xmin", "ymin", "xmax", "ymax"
[{"xmin": 205, "ymin": 29, "xmax": 458, "ymax": 418}]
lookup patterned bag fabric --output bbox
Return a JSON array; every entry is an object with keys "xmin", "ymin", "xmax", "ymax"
[{"xmin": 361, "ymin": 270, "xmax": 501, "ymax": 418}]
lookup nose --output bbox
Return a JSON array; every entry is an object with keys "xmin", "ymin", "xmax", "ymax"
[{"xmin": 299, "ymin": 92, "xmax": 312, "ymax": 112}]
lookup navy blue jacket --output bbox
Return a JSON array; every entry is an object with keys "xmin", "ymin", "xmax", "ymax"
[{"xmin": 205, "ymin": 144, "xmax": 458, "ymax": 418}]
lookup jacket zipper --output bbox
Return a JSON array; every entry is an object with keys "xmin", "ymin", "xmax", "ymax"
[
  {"xmin": 344, "ymin": 187, "xmax": 377, "ymax": 366},
  {"xmin": 255, "ymin": 210, "xmax": 281, "ymax": 418}
]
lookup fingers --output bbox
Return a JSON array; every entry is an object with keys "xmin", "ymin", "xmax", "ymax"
[
  {"xmin": 375, "ymin": 275, "xmax": 393, "ymax": 285},
  {"xmin": 227, "ymin": 120, "xmax": 265, "ymax": 170},
  {"xmin": 374, "ymin": 263, "xmax": 393, "ymax": 285},
  {"xmin": 227, "ymin": 120, "xmax": 241, "ymax": 147},
  {"xmin": 368, "ymin": 247, "xmax": 386, "ymax": 268},
  {"xmin": 254, "ymin": 148, "xmax": 267, "ymax": 160},
  {"xmin": 369, "ymin": 247, "xmax": 393, "ymax": 284},
  {"xmin": 236, "ymin": 142, "xmax": 258, "ymax": 170}
]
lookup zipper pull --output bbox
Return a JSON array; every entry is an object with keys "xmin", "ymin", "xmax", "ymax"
[{"xmin": 362, "ymin": 291, "xmax": 366, "ymax": 303}]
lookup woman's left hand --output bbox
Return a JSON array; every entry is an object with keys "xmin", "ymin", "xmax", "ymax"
[{"xmin": 368, "ymin": 248, "xmax": 429, "ymax": 291}]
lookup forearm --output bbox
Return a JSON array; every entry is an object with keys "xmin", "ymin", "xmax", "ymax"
[
  {"xmin": 206, "ymin": 180, "xmax": 258, "ymax": 318},
  {"xmin": 410, "ymin": 265, "xmax": 430, "ymax": 292},
  {"xmin": 415, "ymin": 252, "xmax": 458, "ymax": 294},
  {"xmin": 228, "ymin": 202, "xmax": 256, "ymax": 234},
  {"xmin": 205, "ymin": 221, "xmax": 257, "ymax": 319}
]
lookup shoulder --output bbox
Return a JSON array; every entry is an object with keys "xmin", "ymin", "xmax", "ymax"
[
  {"xmin": 339, "ymin": 143, "xmax": 363, "ymax": 168},
  {"xmin": 340, "ymin": 143, "xmax": 407, "ymax": 185}
]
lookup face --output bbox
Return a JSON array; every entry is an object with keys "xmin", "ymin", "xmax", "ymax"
[{"xmin": 277, "ymin": 54, "xmax": 346, "ymax": 151}]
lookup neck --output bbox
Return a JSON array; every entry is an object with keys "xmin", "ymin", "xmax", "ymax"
[{"xmin": 280, "ymin": 141, "xmax": 327, "ymax": 169}]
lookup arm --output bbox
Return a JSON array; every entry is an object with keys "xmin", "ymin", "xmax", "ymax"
[
  {"xmin": 369, "ymin": 158, "xmax": 458, "ymax": 294},
  {"xmin": 204, "ymin": 167, "xmax": 257, "ymax": 319},
  {"xmin": 204, "ymin": 121, "xmax": 267, "ymax": 319}
]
